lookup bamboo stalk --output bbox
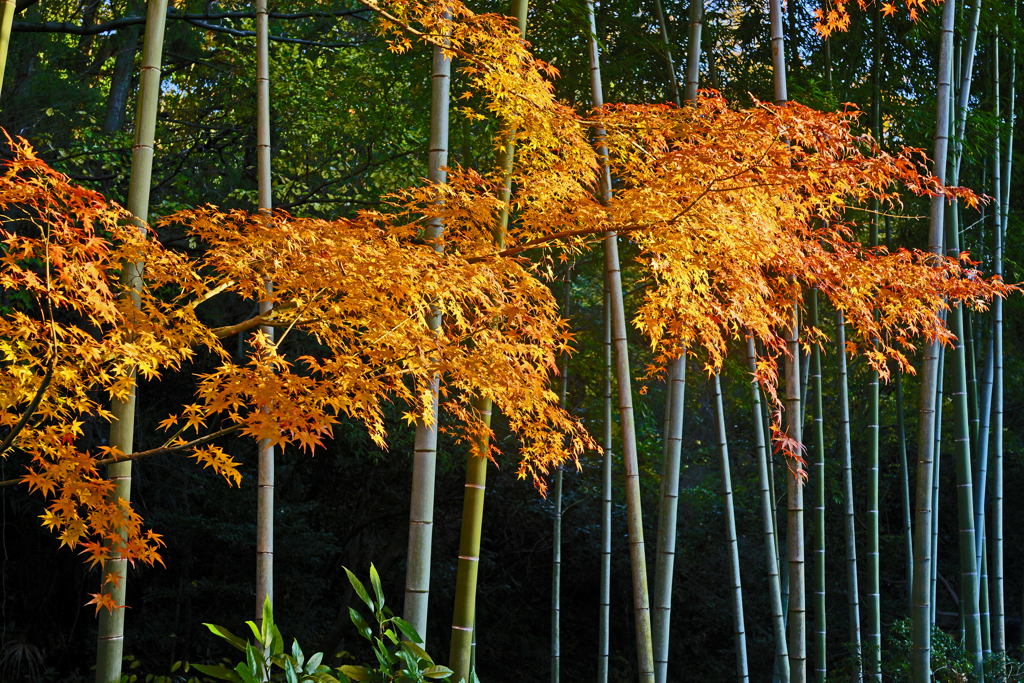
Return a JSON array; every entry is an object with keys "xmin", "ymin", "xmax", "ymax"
[
  {"xmin": 747, "ymin": 337, "xmax": 789, "ymax": 683},
  {"xmin": 94, "ymin": 0, "xmax": 169, "ymax": 680},
  {"xmin": 598, "ymin": 268, "xmax": 613, "ymax": 683},
  {"xmin": 808, "ymin": 291, "xmax": 825, "ymax": 683},
  {"xmin": 254, "ymin": 0, "xmax": 275, "ymax": 626},
  {"xmin": 0, "ymin": 0, "xmax": 14, "ymax": 96},
  {"xmin": 683, "ymin": 0, "xmax": 702, "ymax": 104},
  {"xmin": 405, "ymin": 30, "xmax": 452, "ymax": 643},
  {"xmin": 895, "ymin": 365, "xmax": 913, "ymax": 617},
  {"xmin": 449, "ymin": 398, "xmax": 491, "ymax": 683},
  {"xmin": 835, "ymin": 311, "xmax": 862, "ymax": 676},
  {"xmin": 652, "ymin": 354, "xmax": 686, "ymax": 683},
  {"xmin": 910, "ymin": 0, "xmax": 955, "ymax": 677},
  {"xmin": 552, "ymin": 268, "xmax": 570, "ymax": 683},
  {"xmin": 650, "ymin": 0, "xmax": 680, "ymax": 106},
  {"xmin": 587, "ymin": 4, "xmax": 654, "ymax": 678},
  {"xmin": 714, "ymin": 373, "xmax": 749, "ymax": 683}
]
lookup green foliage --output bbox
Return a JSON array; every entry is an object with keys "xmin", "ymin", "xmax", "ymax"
[
  {"xmin": 192, "ymin": 569, "xmax": 451, "ymax": 683},
  {"xmin": 339, "ymin": 565, "xmax": 453, "ymax": 683}
]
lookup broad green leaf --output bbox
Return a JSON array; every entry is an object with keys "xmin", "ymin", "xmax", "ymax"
[
  {"xmin": 395, "ymin": 648, "xmax": 418, "ymax": 675},
  {"xmin": 306, "ymin": 652, "xmax": 323, "ymax": 672},
  {"xmin": 291, "ymin": 640, "xmax": 305, "ymax": 669},
  {"xmin": 383, "ymin": 628, "xmax": 399, "ymax": 645},
  {"xmin": 339, "ymin": 665, "xmax": 380, "ymax": 682},
  {"xmin": 261, "ymin": 596, "xmax": 274, "ymax": 643},
  {"xmin": 245, "ymin": 643, "xmax": 262, "ymax": 680},
  {"xmin": 188, "ymin": 663, "xmax": 242, "ymax": 682},
  {"xmin": 422, "ymin": 665, "xmax": 454, "ymax": 680},
  {"xmin": 393, "ymin": 618, "xmax": 422, "ymax": 645},
  {"xmin": 343, "ymin": 567, "xmax": 375, "ymax": 612},
  {"xmin": 171, "ymin": 662, "xmax": 182, "ymax": 673},
  {"xmin": 234, "ymin": 661, "xmax": 258, "ymax": 683},
  {"xmin": 272, "ymin": 625, "xmax": 284, "ymax": 656},
  {"xmin": 285, "ymin": 659, "xmax": 299, "ymax": 683},
  {"xmin": 203, "ymin": 623, "xmax": 248, "ymax": 653},
  {"xmin": 400, "ymin": 641, "xmax": 432, "ymax": 664},
  {"xmin": 247, "ymin": 621, "xmax": 262, "ymax": 645},
  {"xmin": 348, "ymin": 607, "xmax": 373, "ymax": 641},
  {"xmin": 369, "ymin": 564, "xmax": 384, "ymax": 611}
]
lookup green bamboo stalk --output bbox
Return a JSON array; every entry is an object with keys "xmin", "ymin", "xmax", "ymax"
[
  {"xmin": 895, "ymin": 366, "xmax": 913, "ymax": 617},
  {"xmin": 746, "ymin": 337, "xmax": 789, "ymax": 683},
  {"xmin": 94, "ymin": 0, "xmax": 169, "ymax": 680},
  {"xmin": 449, "ymin": 398, "xmax": 491, "ymax": 683},
  {"xmin": 767, "ymin": 2, "xmax": 804, "ymax": 680},
  {"xmin": 587, "ymin": 5, "xmax": 654, "ymax": 679},
  {"xmin": 980, "ymin": 533, "xmax": 991, "ymax": 654},
  {"xmin": 598, "ymin": 268, "xmax": 612, "ymax": 683},
  {"xmin": 405, "ymin": 31, "xmax": 452, "ymax": 644},
  {"xmin": 835, "ymin": 311, "xmax": 862, "ymax": 674},
  {"xmin": 0, "ymin": 0, "xmax": 14, "ymax": 96},
  {"xmin": 931, "ymin": 344, "xmax": 945, "ymax": 627},
  {"xmin": 652, "ymin": 354, "xmax": 686, "ymax": 683},
  {"xmin": 713, "ymin": 373, "xmax": 749, "ymax": 683},
  {"xmin": 254, "ymin": 0, "xmax": 275, "ymax": 625},
  {"xmin": 808, "ymin": 292, "xmax": 825, "ymax": 683},
  {"xmin": 552, "ymin": 268, "xmax": 570, "ymax": 683},
  {"xmin": 945, "ymin": 177, "xmax": 984, "ymax": 681},
  {"xmin": 451, "ymin": 6, "xmax": 528, "ymax": 678},
  {"xmin": 683, "ymin": 0, "xmax": 702, "ymax": 104},
  {"xmin": 650, "ymin": 0, "xmax": 680, "ymax": 106},
  {"xmin": 910, "ymin": 0, "xmax": 955, "ymax": 677},
  {"xmin": 992, "ymin": 20, "xmax": 1012, "ymax": 659}
]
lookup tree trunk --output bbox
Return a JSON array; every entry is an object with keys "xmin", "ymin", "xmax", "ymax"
[
  {"xmin": 714, "ymin": 373, "xmax": 749, "ymax": 683},
  {"xmin": 588, "ymin": 4, "xmax": 654, "ymax": 679},
  {"xmin": 911, "ymin": 1, "xmax": 955, "ymax": 677},
  {"xmin": 746, "ymin": 337, "xmax": 789, "ymax": 683},
  {"xmin": 94, "ymin": 0, "xmax": 169, "ymax": 680},
  {"xmin": 895, "ymin": 366, "xmax": 913, "ymax": 617},
  {"xmin": 405, "ymin": 32, "xmax": 452, "ymax": 644}
]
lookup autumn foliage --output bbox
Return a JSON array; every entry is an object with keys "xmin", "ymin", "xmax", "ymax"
[{"xmin": 0, "ymin": 0, "xmax": 1011, "ymax": 595}]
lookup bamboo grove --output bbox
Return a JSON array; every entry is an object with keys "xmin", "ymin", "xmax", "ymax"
[{"xmin": 0, "ymin": 0, "xmax": 1021, "ymax": 681}]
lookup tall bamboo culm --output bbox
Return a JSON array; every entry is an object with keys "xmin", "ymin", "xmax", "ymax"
[
  {"xmin": 450, "ymin": 6, "xmax": 528, "ymax": 680},
  {"xmin": 651, "ymin": 4, "xmax": 698, "ymax": 677},
  {"xmin": 598, "ymin": 269, "xmax": 613, "ymax": 683},
  {"xmin": 650, "ymin": 0, "xmax": 680, "ymax": 106},
  {"xmin": 994, "ymin": 12, "xmax": 1014, "ymax": 659},
  {"xmin": 405, "ymin": 28, "xmax": 452, "ymax": 645},
  {"xmin": 746, "ymin": 337, "xmax": 789, "ymax": 683},
  {"xmin": 652, "ymin": 355, "xmax": 685, "ymax": 683},
  {"xmin": 713, "ymin": 373, "xmax": 749, "ymax": 683},
  {"xmin": 552, "ymin": 267, "xmax": 570, "ymax": 683},
  {"xmin": 767, "ymin": 2, "xmax": 804, "ymax": 680},
  {"xmin": 254, "ymin": 0, "xmax": 275, "ymax": 625},
  {"xmin": 95, "ymin": 0, "xmax": 169, "ymax": 680},
  {"xmin": 808, "ymin": 291, "xmax": 825, "ymax": 683},
  {"xmin": 835, "ymin": 311, "xmax": 862, "ymax": 678},
  {"xmin": 0, "ymin": 0, "xmax": 14, "ymax": 96},
  {"xmin": 911, "ymin": 0, "xmax": 955, "ymax": 678},
  {"xmin": 587, "ymin": 4, "xmax": 654, "ymax": 679}
]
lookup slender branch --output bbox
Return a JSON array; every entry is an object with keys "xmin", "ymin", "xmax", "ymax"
[
  {"xmin": 0, "ymin": 357, "xmax": 55, "ymax": 457},
  {"xmin": 0, "ymin": 425, "xmax": 241, "ymax": 489}
]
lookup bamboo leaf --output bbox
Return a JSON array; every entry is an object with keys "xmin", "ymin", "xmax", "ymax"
[
  {"xmin": 203, "ymin": 624, "xmax": 248, "ymax": 653},
  {"xmin": 343, "ymin": 567, "xmax": 375, "ymax": 612},
  {"xmin": 188, "ymin": 663, "xmax": 243, "ymax": 682},
  {"xmin": 422, "ymin": 665, "xmax": 454, "ymax": 679}
]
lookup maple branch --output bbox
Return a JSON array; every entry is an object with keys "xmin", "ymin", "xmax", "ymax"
[
  {"xmin": 0, "ymin": 357, "xmax": 55, "ymax": 457},
  {"xmin": 210, "ymin": 302, "xmax": 297, "ymax": 339},
  {"xmin": 0, "ymin": 426, "xmax": 242, "ymax": 489},
  {"xmin": 186, "ymin": 279, "xmax": 236, "ymax": 310}
]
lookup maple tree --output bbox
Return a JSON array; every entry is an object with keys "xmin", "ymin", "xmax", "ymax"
[{"xmin": 0, "ymin": 0, "xmax": 1012, "ymax": 650}]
